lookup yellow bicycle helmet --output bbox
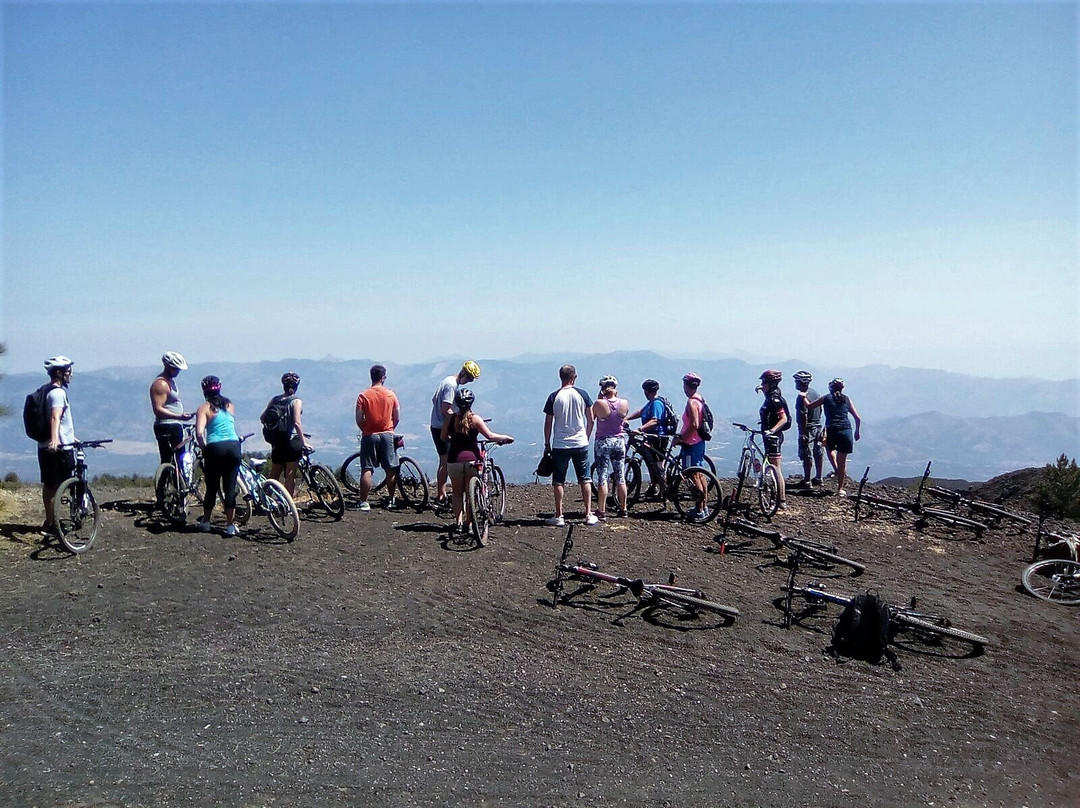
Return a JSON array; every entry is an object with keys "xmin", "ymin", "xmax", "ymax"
[{"xmin": 462, "ymin": 360, "xmax": 481, "ymax": 380}]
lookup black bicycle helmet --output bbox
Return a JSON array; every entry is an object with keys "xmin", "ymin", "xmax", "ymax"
[
  {"xmin": 642, "ymin": 379, "xmax": 660, "ymax": 393},
  {"xmin": 454, "ymin": 386, "xmax": 475, "ymax": 408},
  {"xmin": 281, "ymin": 372, "xmax": 301, "ymax": 388},
  {"xmin": 829, "ymin": 378, "xmax": 845, "ymax": 393},
  {"xmin": 793, "ymin": 370, "xmax": 812, "ymax": 384}
]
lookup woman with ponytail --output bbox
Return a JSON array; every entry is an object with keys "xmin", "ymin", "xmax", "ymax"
[{"xmin": 195, "ymin": 375, "xmax": 242, "ymax": 535}]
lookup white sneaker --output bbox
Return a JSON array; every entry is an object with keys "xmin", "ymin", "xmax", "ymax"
[
  {"xmin": 584, "ymin": 514, "xmax": 599, "ymax": 526},
  {"xmin": 544, "ymin": 515, "xmax": 565, "ymax": 527},
  {"xmin": 357, "ymin": 501, "xmax": 371, "ymax": 512},
  {"xmin": 196, "ymin": 518, "xmax": 212, "ymax": 533},
  {"xmin": 224, "ymin": 523, "xmax": 240, "ymax": 537},
  {"xmin": 837, "ymin": 488, "xmax": 848, "ymax": 498}
]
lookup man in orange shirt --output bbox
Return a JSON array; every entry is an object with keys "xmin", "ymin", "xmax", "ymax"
[{"xmin": 354, "ymin": 364, "xmax": 401, "ymax": 511}]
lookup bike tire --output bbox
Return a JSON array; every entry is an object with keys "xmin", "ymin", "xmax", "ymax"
[
  {"xmin": 54, "ymin": 478, "xmax": 100, "ymax": 554},
  {"xmin": 671, "ymin": 466, "xmax": 723, "ymax": 524},
  {"xmin": 785, "ymin": 538, "xmax": 866, "ymax": 573},
  {"xmin": 892, "ymin": 611, "xmax": 990, "ymax": 648},
  {"xmin": 702, "ymin": 454, "xmax": 717, "ymax": 476},
  {"xmin": 233, "ymin": 473, "xmax": 252, "ymax": 526},
  {"xmin": 339, "ymin": 452, "xmax": 364, "ymax": 494},
  {"xmin": 1021, "ymin": 559, "xmax": 1080, "ymax": 605},
  {"xmin": 310, "ymin": 464, "xmax": 345, "ymax": 520},
  {"xmin": 625, "ymin": 458, "xmax": 641, "ymax": 509},
  {"xmin": 396, "ymin": 456, "xmax": 430, "ymax": 510},
  {"xmin": 759, "ymin": 464, "xmax": 780, "ymax": 518},
  {"xmin": 491, "ymin": 465, "xmax": 507, "ymax": 523},
  {"xmin": 262, "ymin": 479, "xmax": 299, "ymax": 540},
  {"xmin": 652, "ymin": 589, "xmax": 739, "ymax": 619},
  {"xmin": 467, "ymin": 476, "xmax": 490, "ymax": 548},
  {"xmin": 154, "ymin": 462, "xmax": 187, "ymax": 524}
]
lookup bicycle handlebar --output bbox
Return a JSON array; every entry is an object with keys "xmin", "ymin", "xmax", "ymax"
[
  {"xmin": 62, "ymin": 439, "xmax": 113, "ymax": 449},
  {"xmin": 732, "ymin": 423, "xmax": 763, "ymax": 434}
]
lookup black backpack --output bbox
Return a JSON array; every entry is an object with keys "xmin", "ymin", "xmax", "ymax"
[
  {"xmin": 657, "ymin": 396, "xmax": 679, "ymax": 434},
  {"xmin": 830, "ymin": 591, "xmax": 898, "ymax": 669},
  {"xmin": 23, "ymin": 384, "xmax": 54, "ymax": 442},
  {"xmin": 261, "ymin": 395, "xmax": 295, "ymax": 444},
  {"xmin": 696, "ymin": 398, "xmax": 714, "ymax": 442}
]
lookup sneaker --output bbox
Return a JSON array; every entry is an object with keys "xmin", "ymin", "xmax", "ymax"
[
  {"xmin": 595, "ymin": 512, "xmax": 606, "ymax": 522},
  {"xmin": 811, "ymin": 478, "xmax": 823, "ymax": 488},
  {"xmin": 617, "ymin": 509, "xmax": 629, "ymax": 518},
  {"xmin": 196, "ymin": 517, "xmax": 212, "ymax": 533},
  {"xmin": 584, "ymin": 514, "xmax": 599, "ymax": 526},
  {"xmin": 837, "ymin": 488, "xmax": 848, "ymax": 498},
  {"xmin": 777, "ymin": 501, "xmax": 788, "ymax": 511},
  {"xmin": 544, "ymin": 515, "xmax": 565, "ymax": 527},
  {"xmin": 386, "ymin": 497, "xmax": 398, "ymax": 510},
  {"xmin": 224, "ymin": 523, "xmax": 240, "ymax": 537},
  {"xmin": 357, "ymin": 501, "xmax": 371, "ymax": 512}
]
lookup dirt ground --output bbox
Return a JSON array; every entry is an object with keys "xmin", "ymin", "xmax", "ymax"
[{"xmin": 1, "ymin": 477, "xmax": 1077, "ymax": 808}]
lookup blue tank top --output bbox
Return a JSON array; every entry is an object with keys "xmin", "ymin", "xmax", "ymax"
[
  {"xmin": 205, "ymin": 408, "xmax": 239, "ymax": 444},
  {"xmin": 822, "ymin": 394, "xmax": 851, "ymax": 431}
]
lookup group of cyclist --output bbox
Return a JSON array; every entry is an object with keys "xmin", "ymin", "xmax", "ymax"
[{"xmin": 32, "ymin": 352, "xmax": 862, "ymax": 534}]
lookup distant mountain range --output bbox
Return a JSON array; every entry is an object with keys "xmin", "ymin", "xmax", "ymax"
[{"xmin": 1, "ymin": 351, "xmax": 1076, "ymax": 484}]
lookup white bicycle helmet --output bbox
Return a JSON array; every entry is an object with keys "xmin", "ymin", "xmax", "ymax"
[
  {"xmin": 44, "ymin": 356, "xmax": 74, "ymax": 371},
  {"xmin": 162, "ymin": 351, "xmax": 188, "ymax": 371},
  {"xmin": 598, "ymin": 375, "xmax": 618, "ymax": 389}
]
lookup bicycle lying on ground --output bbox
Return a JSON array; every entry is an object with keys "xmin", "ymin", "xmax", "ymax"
[
  {"xmin": 717, "ymin": 516, "xmax": 866, "ymax": 574},
  {"xmin": 549, "ymin": 526, "xmax": 738, "ymax": 620},
  {"xmin": 54, "ymin": 439, "xmax": 113, "ymax": 554},
  {"xmin": 725, "ymin": 423, "xmax": 780, "ymax": 520},
  {"xmin": 853, "ymin": 464, "xmax": 989, "ymax": 538},
  {"xmin": 154, "ymin": 425, "xmax": 203, "ymax": 525},
  {"xmin": 339, "ymin": 434, "xmax": 430, "ymax": 510},
  {"xmin": 463, "ymin": 439, "xmax": 510, "ymax": 547},
  {"xmin": 232, "ymin": 434, "xmax": 300, "ymax": 540},
  {"xmin": 1021, "ymin": 557, "xmax": 1080, "ymax": 605},
  {"xmin": 294, "ymin": 438, "xmax": 345, "ymax": 520},
  {"xmin": 620, "ymin": 429, "xmax": 723, "ymax": 523}
]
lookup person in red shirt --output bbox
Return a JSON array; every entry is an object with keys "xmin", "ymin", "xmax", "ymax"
[{"xmin": 354, "ymin": 364, "xmax": 401, "ymax": 511}]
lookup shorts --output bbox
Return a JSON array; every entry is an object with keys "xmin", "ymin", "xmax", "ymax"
[
  {"xmin": 551, "ymin": 446, "xmax": 590, "ymax": 485},
  {"xmin": 826, "ymin": 428, "xmax": 854, "ymax": 455},
  {"xmin": 679, "ymin": 441, "xmax": 707, "ymax": 470},
  {"xmin": 594, "ymin": 436, "xmax": 626, "ymax": 485},
  {"xmin": 270, "ymin": 438, "xmax": 303, "ymax": 465},
  {"xmin": 798, "ymin": 425, "xmax": 825, "ymax": 462},
  {"xmin": 38, "ymin": 447, "xmax": 76, "ymax": 489},
  {"xmin": 361, "ymin": 432, "xmax": 399, "ymax": 472},
  {"xmin": 764, "ymin": 432, "xmax": 784, "ymax": 458},
  {"xmin": 446, "ymin": 461, "xmax": 478, "ymax": 482},
  {"xmin": 153, "ymin": 422, "xmax": 184, "ymax": 463},
  {"xmin": 430, "ymin": 426, "xmax": 450, "ymax": 457}
]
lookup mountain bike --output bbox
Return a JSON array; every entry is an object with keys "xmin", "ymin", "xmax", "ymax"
[
  {"xmin": 853, "ymin": 466, "xmax": 989, "ymax": 538},
  {"xmin": 549, "ymin": 526, "xmax": 738, "ymax": 619},
  {"xmin": 623, "ymin": 430, "xmax": 723, "ymax": 523},
  {"xmin": 726, "ymin": 423, "xmax": 780, "ymax": 520},
  {"xmin": 718, "ymin": 516, "xmax": 866, "ymax": 574},
  {"xmin": 463, "ymin": 439, "xmax": 510, "ymax": 547},
  {"xmin": 53, "ymin": 439, "xmax": 113, "ymax": 554},
  {"xmin": 232, "ymin": 435, "xmax": 299, "ymax": 540},
  {"xmin": 339, "ymin": 434, "xmax": 430, "ymax": 510},
  {"xmin": 153, "ymin": 425, "xmax": 204, "ymax": 525},
  {"xmin": 294, "ymin": 440, "xmax": 345, "ymax": 520},
  {"xmin": 1021, "ymin": 558, "xmax": 1080, "ymax": 605}
]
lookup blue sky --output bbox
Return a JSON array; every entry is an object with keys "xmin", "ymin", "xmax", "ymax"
[{"xmin": 3, "ymin": 0, "xmax": 1076, "ymax": 379}]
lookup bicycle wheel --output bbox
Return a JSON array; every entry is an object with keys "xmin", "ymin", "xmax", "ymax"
[
  {"xmin": 671, "ymin": 466, "xmax": 723, "ymax": 523},
  {"xmin": 785, "ymin": 538, "xmax": 866, "ymax": 574},
  {"xmin": 309, "ymin": 464, "xmax": 345, "ymax": 519},
  {"xmin": 491, "ymin": 465, "xmax": 507, "ymax": 523},
  {"xmin": 759, "ymin": 465, "xmax": 780, "ymax": 518},
  {"xmin": 625, "ymin": 458, "xmax": 641, "ymax": 509},
  {"xmin": 339, "ymin": 452, "xmax": 364, "ymax": 494},
  {"xmin": 892, "ymin": 611, "xmax": 990, "ymax": 648},
  {"xmin": 154, "ymin": 462, "xmax": 187, "ymax": 524},
  {"xmin": 262, "ymin": 479, "xmax": 299, "ymax": 540},
  {"xmin": 467, "ymin": 476, "xmax": 490, "ymax": 547},
  {"xmin": 702, "ymin": 454, "xmax": 717, "ymax": 476},
  {"xmin": 54, "ymin": 478, "xmax": 100, "ymax": 554},
  {"xmin": 1021, "ymin": 559, "xmax": 1080, "ymax": 605},
  {"xmin": 652, "ymin": 589, "xmax": 739, "ymax": 619},
  {"xmin": 232, "ymin": 473, "xmax": 252, "ymax": 526},
  {"xmin": 395, "ymin": 456, "xmax": 430, "ymax": 509}
]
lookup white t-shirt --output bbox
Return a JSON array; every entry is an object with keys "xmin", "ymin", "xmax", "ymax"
[
  {"xmin": 430, "ymin": 374, "xmax": 458, "ymax": 429},
  {"xmin": 39, "ymin": 386, "xmax": 75, "ymax": 447},
  {"xmin": 544, "ymin": 386, "xmax": 593, "ymax": 449}
]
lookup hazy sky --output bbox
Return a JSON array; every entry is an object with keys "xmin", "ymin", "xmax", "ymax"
[{"xmin": 3, "ymin": 1, "xmax": 1076, "ymax": 379}]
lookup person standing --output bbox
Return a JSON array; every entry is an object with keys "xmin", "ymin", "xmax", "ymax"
[
  {"xmin": 261, "ymin": 372, "xmax": 310, "ymax": 496},
  {"xmin": 429, "ymin": 360, "xmax": 481, "ymax": 506},
  {"xmin": 354, "ymin": 364, "xmax": 401, "ymax": 511},
  {"xmin": 806, "ymin": 378, "xmax": 863, "ymax": 497},
  {"xmin": 792, "ymin": 370, "xmax": 824, "ymax": 488},
  {"xmin": 758, "ymin": 369, "xmax": 790, "ymax": 510},
  {"xmin": 195, "ymin": 376, "xmax": 242, "ymax": 536},
  {"xmin": 149, "ymin": 351, "xmax": 194, "ymax": 464},
  {"xmin": 542, "ymin": 364, "xmax": 596, "ymax": 527},
  {"xmin": 37, "ymin": 356, "xmax": 77, "ymax": 535},
  {"xmin": 592, "ymin": 376, "xmax": 629, "ymax": 519},
  {"xmin": 627, "ymin": 379, "xmax": 672, "ymax": 497},
  {"xmin": 675, "ymin": 372, "xmax": 710, "ymax": 521}
]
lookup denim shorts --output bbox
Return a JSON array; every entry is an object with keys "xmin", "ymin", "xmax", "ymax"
[
  {"xmin": 551, "ymin": 446, "xmax": 590, "ymax": 485},
  {"xmin": 679, "ymin": 441, "xmax": 707, "ymax": 470},
  {"xmin": 798, "ymin": 425, "xmax": 825, "ymax": 462},
  {"xmin": 361, "ymin": 432, "xmax": 399, "ymax": 472},
  {"xmin": 594, "ymin": 436, "xmax": 626, "ymax": 485}
]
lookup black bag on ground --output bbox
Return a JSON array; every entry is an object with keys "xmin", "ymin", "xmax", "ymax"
[
  {"xmin": 23, "ymin": 384, "xmax": 53, "ymax": 442},
  {"xmin": 535, "ymin": 450, "xmax": 554, "ymax": 478},
  {"xmin": 830, "ymin": 590, "xmax": 898, "ymax": 669}
]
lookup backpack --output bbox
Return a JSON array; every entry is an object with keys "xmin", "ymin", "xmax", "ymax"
[
  {"xmin": 696, "ymin": 398, "xmax": 714, "ymax": 442},
  {"xmin": 830, "ymin": 590, "xmax": 898, "ymax": 669},
  {"xmin": 780, "ymin": 399, "xmax": 793, "ymax": 431},
  {"xmin": 260, "ymin": 395, "xmax": 295, "ymax": 445},
  {"xmin": 23, "ymin": 384, "xmax": 54, "ymax": 442},
  {"xmin": 657, "ymin": 396, "xmax": 679, "ymax": 434}
]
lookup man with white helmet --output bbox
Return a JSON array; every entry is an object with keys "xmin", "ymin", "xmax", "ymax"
[
  {"xmin": 38, "ymin": 356, "xmax": 77, "ymax": 534},
  {"xmin": 429, "ymin": 360, "xmax": 481, "ymax": 506},
  {"xmin": 792, "ymin": 370, "xmax": 825, "ymax": 488},
  {"xmin": 149, "ymin": 351, "xmax": 194, "ymax": 465}
]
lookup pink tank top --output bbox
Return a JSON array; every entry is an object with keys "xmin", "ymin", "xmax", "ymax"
[{"xmin": 681, "ymin": 397, "xmax": 703, "ymax": 446}]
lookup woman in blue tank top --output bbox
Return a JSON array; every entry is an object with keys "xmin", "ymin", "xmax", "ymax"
[{"xmin": 195, "ymin": 375, "xmax": 242, "ymax": 536}]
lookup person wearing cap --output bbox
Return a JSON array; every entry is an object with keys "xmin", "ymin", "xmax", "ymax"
[
  {"xmin": 149, "ymin": 351, "xmax": 194, "ymax": 465},
  {"xmin": 806, "ymin": 378, "xmax": 862, "ymax": 497},
  {"xmin": 792, "ymin": 370, "xmax": 824, "ymax": 488},
  {"xmin": 627, "ymin": 379, "xmax": 671, "ymax": 497},
  {"xmin": 758, "ymin": 369, "xmax": 790, "ymax": 510},
  {"xmin": 38, "ymin": 356, "xmax": 77, "ymax": 534},
  {"xmin": 440, "ymin": 386, "xmax": 513, "ymax": 534},
  {"xmin": 676, "ymin": 372, "xmax": 710, "ymax": 521},
  {"xmin": 592, "ymin": 376, "xmax": 629, "ymax": 519},
  {"xmin": 430, "ymin": 360, "xmax": 481, "ymax": 506},
  {"xmin": 261, "ymin": 372, "xmax": 310, "ymax": 496},
  {"xmin": 542, "ymin": 364, "xmax": 596, "ymax": 527},
  {"xmin": 355, "ymin": 364, "xmax": 401, "ymax": 511},
  {"xmin": 195, "ymin": 376, "xmax": 242, "ymax": 535}
]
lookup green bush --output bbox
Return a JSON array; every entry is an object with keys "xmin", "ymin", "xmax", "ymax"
[
  {"xmin": 92, "ymin": 473, "xmax": 156, "ymax": 488},
  {"xmin": 1031, "ymin": 454, "xmax": 1080, "ymax": 520}
]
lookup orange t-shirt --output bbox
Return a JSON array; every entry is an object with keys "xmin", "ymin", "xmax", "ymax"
[{"xmin": 357, "ymin": 385, "xmax": 398, "ymax": 436}]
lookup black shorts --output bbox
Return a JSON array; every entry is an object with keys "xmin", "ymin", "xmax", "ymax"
[
  {"xmin": 38, "ymin": 447, "xmax": 76, "ymax": 489},
  {"xmin": 764, "ymin": 432, "xmax": 784, "ymax": 457},
  {"xmin": 430, "ymin": 426, "xmax": 450, "ymax": 457},
  {"xmin": 826, "ymin": 428, "xmax": 854, "ymax": 455},
  {"xmin": 270, "ymin": 439, "xmax": 303, "ymax": 465}
]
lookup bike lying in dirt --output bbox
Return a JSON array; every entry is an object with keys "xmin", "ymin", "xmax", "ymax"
[
  {"xmin": 54, "ymin": 439, "xmax": 113, "ymax": 554},
  {"xmin": 717, "ymin": 516, "xmax": 866, "ymax": 574},
  {"xmin": 1022, "ymin": 553, "xmax": 1080, "ymax": 606},
  {"xmin": 232, "ymin": 435, "xmax": 300, "ymax": 540},
  {"xmin": 339, "ymin": 434, "xmax": 430, "ymax": 510},
  {"xmin": 549, "ymin": 526, "xmax": 738, "ymax": 620}
]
